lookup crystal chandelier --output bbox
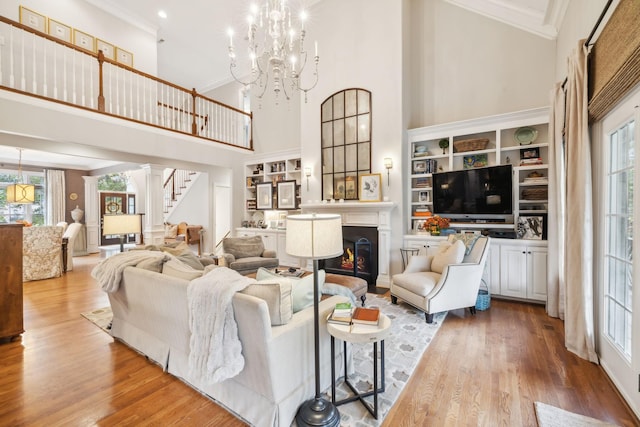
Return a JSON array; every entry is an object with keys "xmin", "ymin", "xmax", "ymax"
[{"xmin": 227, "ymin": 0, "xmax": 319, "ymax": 103}]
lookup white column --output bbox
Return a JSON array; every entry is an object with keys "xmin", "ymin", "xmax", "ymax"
[
  {"xmin": 141, "ymin": 164, "xmax": 166, "ymax": 245},
  {"xmin": 82, "ymin": 176, "xmax": 100, "ymax": 254}
]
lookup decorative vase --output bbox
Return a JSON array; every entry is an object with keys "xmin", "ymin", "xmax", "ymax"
[
  {"xmin": 430, "ymin": 224, "xmax": 440, "ymax": 236},
  {"xmin": 71, "ymin": 205, "xmax": 84, "ymax": 223}
]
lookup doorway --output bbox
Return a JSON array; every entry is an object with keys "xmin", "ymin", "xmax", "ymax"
[{"xmin": 100, "ymin": 192, "xmax": 136, "ymax": 246}]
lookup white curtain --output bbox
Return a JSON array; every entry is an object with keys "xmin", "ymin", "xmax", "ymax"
[
  {"xmin": 46, "ymin": 169, "xmax": 65, "ymax": 226},
  {"xmin": 563, "ymin": 40, "xmax": 598, "ymax": 363},
  {"xmin": 546, "ymin": 82, "xmax": 566, "ymax": 320}
]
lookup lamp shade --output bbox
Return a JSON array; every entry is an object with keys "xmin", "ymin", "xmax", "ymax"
[
  {"xmin": 286, "ymin": 213, "xmax": 343, "ymax": 260},
  {"xmin": 6, "ymin": 183, "xmax": 35, "ymax": 204},
  {"xmin": 102, "ymin": 214, "xmax": 141, "ymax": 236}
]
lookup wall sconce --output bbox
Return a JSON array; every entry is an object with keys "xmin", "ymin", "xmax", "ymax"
[
  {"xmin": 304, "ymin": 167, "xmax": 312, "ymax": 191},
  {"xmin": 384, "ymin": 157, "xmax": 393, "ymax": 186}
]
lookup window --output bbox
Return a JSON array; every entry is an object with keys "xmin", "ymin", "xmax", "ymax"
[
  {"xmin": 604, "ymin": 119, "xmax": 634, "ymax": 359},
  {"xmin": 0, "ymin": 170, "xmax": 45, "ymax": 225},
  {"xmin": 321, "ymin": 89, "xmax": 372, "ymax": 201}
]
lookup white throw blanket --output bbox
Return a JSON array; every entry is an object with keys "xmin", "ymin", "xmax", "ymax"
[
  {"xmin": 187, "ymin": 267, "xmax": 255, "ymax": 384},
  {"xmin": 91, "ymin": 250, "xmax": 169, "ymax": 293}
]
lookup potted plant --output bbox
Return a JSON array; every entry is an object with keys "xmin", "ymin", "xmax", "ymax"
[
  {"xmin": 439, "ymin": 138, "xmax": 449, "ymax": 155},
  {"xmin": 423, "ymin": 215, "xmax": 450, "ymax": 236}
]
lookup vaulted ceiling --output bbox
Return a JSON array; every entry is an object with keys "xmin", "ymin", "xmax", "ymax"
[{"xmin": 2, "ymin": 0, "xmax": 569, "ymax": 170}]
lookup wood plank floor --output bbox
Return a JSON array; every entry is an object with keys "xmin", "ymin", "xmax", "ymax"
[{"xmin": 0, "ymin": 254, "xmax": 637, "ymax": 426}]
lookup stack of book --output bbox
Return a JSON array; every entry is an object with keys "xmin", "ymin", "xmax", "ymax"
[
  {"xmin": 519, "ymin": 157, "xmax": 543, "ymax": 166},
  {"xmin": 351, "ymin": 307, "xmax": 380, "ymax": 329},
  {"xmin": 327, "ymin": 302, "xmax": 353, "ymax": 325},
  {"xmin": 414, "ymin": 207, "xmax": 432, "ymax": 217}
]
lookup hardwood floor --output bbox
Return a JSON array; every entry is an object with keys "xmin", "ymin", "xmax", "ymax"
[{"xmin": 0, "ymin": 254, "xmax": 637, "ymax": 426}]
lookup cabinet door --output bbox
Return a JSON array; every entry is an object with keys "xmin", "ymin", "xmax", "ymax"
[
  {"xmin": 404, "ymin": 238, "xmax": 442, "ymax": 257},
  {"xmin": 277, "ymin": 233, "xmax": 301, "ymax": 268},
  {"xmin": 258, "ymin": 231, "xmax": 278, "ymax": 253},
  {"xmin": 488, "ymin": 244, "xmax": 501, "ymax": 295},
  {"xmin": 526, "ymin": 246, "xmax": 547, "ymax": 301},
  {"xmin": 499, "ymin": 245, "xmax": 527, "ymax": 298}
]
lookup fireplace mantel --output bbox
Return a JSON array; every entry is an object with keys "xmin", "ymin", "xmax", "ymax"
[{"xmin": 300, "ymin": 201, "xmax": 396, "ymax": 287}]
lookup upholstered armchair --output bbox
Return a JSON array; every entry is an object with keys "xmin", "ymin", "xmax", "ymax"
[
  {"xmin": 221, "ymin": 235, "xmax": 279, "ymax": 275},
  {"xmin": 391, "ymin": 235, "xmax": 489, "ymax": 323},
  {"xmin": 62, "ymin": 223, "xmax": 83, "ymax": 271},
  {"xmin": 23, "ymin": 226, "xmax": 64, "ymax": 282}
]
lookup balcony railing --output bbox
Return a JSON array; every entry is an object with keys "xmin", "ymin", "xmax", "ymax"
[{"xmin": 0, "ymin": 15, "xmax": 252, "ymax": 150}]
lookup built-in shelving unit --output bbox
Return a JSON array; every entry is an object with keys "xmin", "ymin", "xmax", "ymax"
[
  {"xmin": 244, "ymin": 152, "xmax": 302, "ymax": 216},
  {"xmin": 407, "ymin": 107, "xmax": 551, "ymax": 235}
]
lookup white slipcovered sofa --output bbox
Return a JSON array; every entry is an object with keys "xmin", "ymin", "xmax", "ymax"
[{"xmin": 106, "ymin": 263, "xmax": 348, "ymax": 427}]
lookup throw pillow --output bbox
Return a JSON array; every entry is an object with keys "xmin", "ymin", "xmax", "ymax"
[
  {"xmin": 164, "ymin": 224, "xmax": 178, "ymax": 239},
  {"xmin": 448, "ymin": 233, "xmax": 481, "ymax": 256},
  {"xmin": 431, "ymin": 239, "xmax": 465, "ymax": 274},
  {"xmin": 256, "ymin": 267, "xmax": 325, "ymax": 313},
  {"xmin": 176, "ymin": 252, "xmax": 205, "ymax": 270},
  {"xmin": 158, "ymin": 242, "xmax": 190, "ymax": 256},
  {"xmin": 162, "ymin": 258, "xmax": 203, "ymax": 280},
  {"xmin": 136, "ymin": 255, "xmax": 167, "ymax": 273},
  {"xmin": 242, "ymin": 278, "xmax": 293, "ymax": 326},
  {"xmin": 223, "ymin": 236, "xmax": 265, "ymax": 259}
]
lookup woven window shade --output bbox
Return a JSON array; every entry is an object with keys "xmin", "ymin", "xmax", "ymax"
[{"xmin": 588, "ymin": 0, "xmax": 640, "ymax": 121}]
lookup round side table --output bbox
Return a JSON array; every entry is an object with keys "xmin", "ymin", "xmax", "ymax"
[{"xmin": 327, "ymin": 313, "xmax": 391, "ymax": 419}]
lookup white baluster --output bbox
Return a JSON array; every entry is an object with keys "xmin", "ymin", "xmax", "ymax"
[
  {"xmin": 89, "ymin": 55, "xmax": 93, "ymax": 109},
  {"xmin": 42, "ymin": 41, "xmax": 47, "ymax": 97},
  {"xmin": 53, "ymin": 44, "xmax": 58, "ymax": 99},
  {"xmin": 20, "ymin": 31, "xmax": 26, "ymax": 91},
  {"xmin": 172, "ymin": 87, "xmax": 176, "ymax": 129},
  {"xmin": 81, "ymin": 54, "xmax": 86, "ymax": 106},
  {"xmin": 116, "ymin": 66, "xmax": 120, "ymax": 116},
  {"xmin": 9, "ymin": 27, "xmax": 14, "ymax": 88},
  {"xmin": 142, "ymin": 76, "xmax": 146, "ymax": 122},
  {"xmin": 31, "ymin": 35, "xmax": 36, "ymax": 93},
  {"xmin": 72, "ymin": 51, "xmax": 76, "ymax": 104},
  {"xmin": 131, "ymin": 72, "xmax": 135, "ymax": 120},
  {"xmin": 109, "ymin": 64, "xmax": 113, "ymax": 113},
  {"xmin": 63, "ymin": 49, "xmax": 68, "ymax": 102}
]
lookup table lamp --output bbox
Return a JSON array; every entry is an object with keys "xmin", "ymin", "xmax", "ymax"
[
  {"xmin": 102, "ymin": 214, "xmax": 141, "ymax": 252},
  {"xmin": 286, "ymin": 213, "xmax": 343, "ymax": 427}
]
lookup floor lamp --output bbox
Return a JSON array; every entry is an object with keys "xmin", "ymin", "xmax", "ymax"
[
  {"xmin": 286, "ymin": 213, "xmax": 343, "ymax": 427},
  {"xmin": 102, "ymin": 214, "xmax": 141, "ymax": 252}
]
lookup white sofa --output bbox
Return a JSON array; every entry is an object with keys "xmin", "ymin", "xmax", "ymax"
[{"xmin": 107, "ymin": 265, "xmax": 348, "ymax": 427}]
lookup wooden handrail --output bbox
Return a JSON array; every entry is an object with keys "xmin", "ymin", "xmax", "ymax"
[{"xmin": 0, "ymin": 14, "xmax": 253, "ymax": 151}]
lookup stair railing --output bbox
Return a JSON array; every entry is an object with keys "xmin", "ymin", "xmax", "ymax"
[{"xmin": 0, "ymin": 15, "xmax": 253, "ymax": 150}]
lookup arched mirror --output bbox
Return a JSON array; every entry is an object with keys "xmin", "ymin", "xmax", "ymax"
[{"xmin": 321, "ymin": 88, "xmax": 371, "ymax": 200}]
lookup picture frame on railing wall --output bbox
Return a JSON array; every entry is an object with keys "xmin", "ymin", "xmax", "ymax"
[
  {"xmin": 73, "ymin": 29, "xmax": 96, "ymax": 53},
  {"xmin": 96, "ymin": 39, "xmax": 115, "ymax": 60},
  {"xmin": 116, "ymin": 47, "xmax": 134, "ymax": 67},
  {"xmin": 48, "ymin": 18, "xmax": 72, "ymax": 43},
  {"xmin": 19, "ymin": 6, "xmax": 47, "ymax": 33}
]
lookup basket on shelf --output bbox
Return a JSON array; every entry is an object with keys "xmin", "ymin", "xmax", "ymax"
[
  {"xmin": 522, "ymin": 188, "xmax": 548, "ymax": 200},
  {"xmin": 475, "ymin": 280, "xmax": 490, "ymax": 311},
  {"xmin": 453, "ymin": 138, "xmax": 490, "ymax": 153}
]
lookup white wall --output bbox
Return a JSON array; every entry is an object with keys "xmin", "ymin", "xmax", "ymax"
[
  {"xmin": 409, "ymin": 0, "xmax": 556, "ymax": 128},
  {"xmin": 0, "ymin": 0, "xmax": 158, "ymax": 76}
]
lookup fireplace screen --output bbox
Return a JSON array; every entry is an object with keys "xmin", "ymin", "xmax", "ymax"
[{"xmin": 321, "ymin": 226, "xmax": 378, "ymax": 285}]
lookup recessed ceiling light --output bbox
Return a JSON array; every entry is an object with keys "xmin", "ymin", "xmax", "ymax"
[{"xmin": 158, "ymin": 10, "xmax": 167, "ymax": 19}]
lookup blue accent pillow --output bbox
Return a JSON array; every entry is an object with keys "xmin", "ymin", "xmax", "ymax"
[{"xmin": 448, "ymin": 233, "xmax": 480, "ymax": 256}]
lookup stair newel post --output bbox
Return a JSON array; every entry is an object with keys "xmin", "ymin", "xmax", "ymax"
[
  {"xmin": 191, "ymin": 88, "xmax": 198, "ymax": 136},
  {"xmin": 97, "ymin": 50, "xmax": 105, "ymax": 112}
]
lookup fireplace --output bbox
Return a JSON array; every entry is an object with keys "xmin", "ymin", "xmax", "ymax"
[{"xmin": 321, "ymin": 226, "xmax": 378, "ymax": 285}]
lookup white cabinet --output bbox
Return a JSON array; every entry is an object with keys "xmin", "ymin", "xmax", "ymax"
[
  {"xmin": 498, "ymin": 241, "xmax": 547, "ymax": 302},
  {"xmin": 402, "ymin": 235, "xmax": 446, "ymax": 257}
]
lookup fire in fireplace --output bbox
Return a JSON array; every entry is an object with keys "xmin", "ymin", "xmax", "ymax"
[{"xmin": 321, "ymin": 226, "xmax": 378, "ymax": 285}]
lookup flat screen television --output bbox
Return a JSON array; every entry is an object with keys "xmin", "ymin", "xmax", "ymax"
[{"xmin": 432, "ymin": 164, "xmax": 513, "ymax": 223}]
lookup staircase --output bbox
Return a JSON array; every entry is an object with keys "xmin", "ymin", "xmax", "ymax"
[{"xmin": 163, "ymin": 169, "xmax": 198, "ymax": 215}]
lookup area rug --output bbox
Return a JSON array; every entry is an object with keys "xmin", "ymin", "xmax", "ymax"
[
  {"xmin": 534, "ymin": 402, "xmax": 620, "ymax": 427},
  {"xmin": 81, "ymin": 307, "xmax": 112, "ymax": 333},
  {"xmin": 329, "ymin": 293, "xmax": 446, "ymax": 426},
  {"xmin": 81, "ymin": 294, "xmax": 445, "ymax": 426}
]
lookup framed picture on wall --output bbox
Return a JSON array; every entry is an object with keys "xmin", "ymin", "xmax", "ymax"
[
  {"xmin": 359, "ymin": 173, "xmax": 382, "ymax": 202},
  {"xmin": 19, "ymin": 6, "xmax": 47, "ymax": 32},
  {"xmin": 256, "ymin": 182, "xmax": 273, "ymax": 210},
  {"xmin": 96, "ymin": 39, "xmax": 116, "ymax": 60},
  {"xmin": 48, "ymin": 18, "xmax": 72, "ymax": 43},
  {"xmin": 73, "ymin": 29, "xmax": 95, "ymax": 53},
  {"xmin": 277, "ymin": 180, "xmax": 297, "ymax": 209}
]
